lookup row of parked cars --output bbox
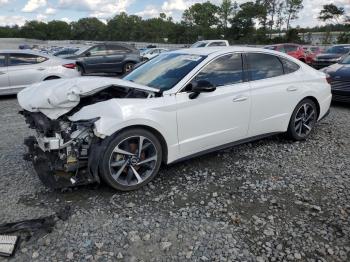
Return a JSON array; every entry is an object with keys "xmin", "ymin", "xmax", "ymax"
[{"xmin": 1, "ymin": 40, "xmax": 349, "ymax": 102}]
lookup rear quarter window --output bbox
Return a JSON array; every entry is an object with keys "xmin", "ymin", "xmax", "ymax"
[{"xmin": 280, "ymin": 57, "xmax": 300, "ymax": 74}]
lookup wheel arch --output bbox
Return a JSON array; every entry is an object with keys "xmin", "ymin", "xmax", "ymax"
[
  {"xmin": 43, "ymin": 75, "xmax": 61, "ymax": 81},
  {"xmin": 302, "ymin": 96, "xmax": 320, "ymax": 118},
  {"xmin": 114, "ymin": 124, "xmax": 168, "ymax": 164}
]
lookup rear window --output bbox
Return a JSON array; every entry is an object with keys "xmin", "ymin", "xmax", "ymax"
[
  {"xmin": 9, "ymin": 53, "xmax": 47, "ymax": 66},
  {"xmin": 247, "ymin": 53, "xmax": 284, "ymax": 81}
]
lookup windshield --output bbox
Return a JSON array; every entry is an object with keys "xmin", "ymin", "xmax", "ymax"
[
  {"xmin": 123, "ymin": 53, "xmax": 206, "ymax": 91},
  {"xmin": 325, "ymin": 45, "xmax": 350, "ymax": 54},
  {"xmin": 191, "ymin": 42, "xmax": 207, "ymax": 48}
]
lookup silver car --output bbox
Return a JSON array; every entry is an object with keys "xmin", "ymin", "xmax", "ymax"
[{"xmin": 0, "ymin": 50, "xmax": 81, "ymax": 95}]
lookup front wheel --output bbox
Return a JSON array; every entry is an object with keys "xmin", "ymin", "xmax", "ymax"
[
  {"xmin": 287, "ymin": 99, "xmax": 318, "ymax": 140},
  {"xmin": 99, "ymin": 128, "xmax": 162, "ymax": 191}
]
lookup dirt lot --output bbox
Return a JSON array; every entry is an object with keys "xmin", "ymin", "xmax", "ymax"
[{"xmin": 0, "ymin": 96, "xmax": 349, "ymax": 261}]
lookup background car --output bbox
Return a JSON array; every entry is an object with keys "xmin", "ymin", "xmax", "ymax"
[
  {"xmin": 141, "ymin": 48, "xmax": 168, "ymax": 61},
  {"xmin": 303, "ymin": 46, "xmax": 323, "ymax": 65},
  {"xmin": 264, "ymin": 43, "xmax": 306, "ymax": 62},
  {"xmin": 19, "ymin": 47, "xmax": 331, "ymax": 191},
  {"xmin": 312, "ymin": 44, "xmax": 350, "ymax": 69},
  {"xmin": 190, "ymin": 40, "xmax": 229, "ymax": 48},
  {"xmin": 321, "ymin": 53, "xmax": 350, "ymax": 102},
  {"xmin": 65, "ymin": 43, "xmax": 141, "ymax": 75},
  {"xmin": 0, "ymin": 50, "xmax": 79, "ymax": 95}
]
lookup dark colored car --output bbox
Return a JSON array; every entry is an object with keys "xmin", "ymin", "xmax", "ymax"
[
  {"xmin": 264, "ymin": 43, "xmax": 306, "ymax": 62},
  {"xmin": 312, "ymin": 44, "xmax": 350, "ymax": 69},
  {"xmin": 321, "ymin": 54, "xmax": 350, "ymax": 102},
  {"xmin": 66, "ymin": 43, "xmax": 141, "ymax": 75}
]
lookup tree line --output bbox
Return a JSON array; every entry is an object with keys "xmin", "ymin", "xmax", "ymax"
[{"xmin": 0, "ymin": 1, "xmax": 349, "ymax": 44}]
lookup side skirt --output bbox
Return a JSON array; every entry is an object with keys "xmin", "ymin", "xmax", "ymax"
[{"xmin": 169, "ymin": 132, "xmax": 282, "ymax": 165}]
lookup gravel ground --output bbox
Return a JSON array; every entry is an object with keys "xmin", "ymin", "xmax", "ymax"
[{"xmin": 0, "ymin": 96, "xmax": 349, "ymax": 262}]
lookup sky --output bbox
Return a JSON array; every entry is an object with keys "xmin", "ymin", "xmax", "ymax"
[{"xmin": 0, "ymin": 0, "xmax": 349, "ymax": 28}]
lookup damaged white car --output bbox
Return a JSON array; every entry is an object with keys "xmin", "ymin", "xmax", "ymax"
[{"xmin": 18, "ymin": 47, "xmax": 332, "ymax": 191}]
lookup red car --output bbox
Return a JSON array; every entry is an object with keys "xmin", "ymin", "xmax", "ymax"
[
  {"xmin": 264, "ymin": 43, "xmax": 307, "ymax": 62},
  {"xmin": 303, "ymin": 46, "xmax": 323, "ymax": 65}
]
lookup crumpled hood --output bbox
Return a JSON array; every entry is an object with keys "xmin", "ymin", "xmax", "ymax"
[{"xmin": 17, "ymin": 76, "xmax": 158, "ymax": 119}]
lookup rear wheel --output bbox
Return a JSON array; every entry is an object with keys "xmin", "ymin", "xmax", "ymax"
[
  {"xmin": 99, "ymin": 128, "xmax": 162, "ymax": 191},
  {"xmin": 287, "ymin": 99, "xmax": 318, "ymax": 140},
  {"xmin": 123, "ymin": 62, "xmax": 135, "ymax": 74}
]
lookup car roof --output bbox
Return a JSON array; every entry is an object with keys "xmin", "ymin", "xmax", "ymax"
[
  {"xmin": 0, "ymin": 49, "xmax": 51, "ymax": 57},
  {"xmin": 170, "ymin": 46, "xmax": 279, "ymax": 56}
]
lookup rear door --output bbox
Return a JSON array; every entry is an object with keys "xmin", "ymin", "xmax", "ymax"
[
  {"xmin": 246, "ymin": 52, "xmax": 302, "ymax": 136},
  {"xmin": 7, "ymin": 53, "xmax": 48, "ymax": 89},
  {"xmin": 0, "ymin": 54, "xmax": 9, "ymax": 89},
  {"xmin": 102, "ymin": 45, "xmax": 130, "ymax": 73}
]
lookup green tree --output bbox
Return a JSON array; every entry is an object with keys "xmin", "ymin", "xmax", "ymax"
[
  {"xmin": 318, "ymin": 4, "xmax": 345, "ymax": 24},
  {"xmin": 182, "ymin": 2, "xmax": 220, "ymax": 38},
  {"xmin": 47, "ymin": 20, "xmax": 71, "ymax": 40},
  {"xmin": 71, "ymin": 18, "xmax": 107, "ymax": 40},
  {"xmin": 219, "ymin": 0, "xmax": 233, "ymax": 34},
  {"xmin": 284, "ymin": 0, "xmax": 303, "ymax": 30},
  {"xmin": 20, "ymin": 21, "xmax": 48, "ymax": 40}
]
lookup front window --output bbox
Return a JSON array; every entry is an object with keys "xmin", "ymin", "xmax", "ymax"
[
  {"xmin": 194, "ymin": 53, "xmax": 243, "ymax": 87},
  {"xmin": 123, "ymin": 53, "xmax": 206, "ymax": 91},
  {"xmin": 326, "ymin": 45, "xmax": 350, "ymax": 54}
]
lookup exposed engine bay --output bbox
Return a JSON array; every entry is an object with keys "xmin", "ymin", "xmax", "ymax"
[{"xmin": 20, "ymin": 80, "xmax": 159, "ymax": 189}]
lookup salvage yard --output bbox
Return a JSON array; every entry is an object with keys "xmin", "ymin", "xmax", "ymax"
[{"xmin": 0, "ymin": 96, "xmax": 349, "ymax": 261}]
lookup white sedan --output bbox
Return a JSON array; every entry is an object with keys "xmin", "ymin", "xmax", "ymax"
[
  {"xmin": 0, "ymin": 50, "xmax": 80, "ymax": 95},
  {"xmin": 18, "ymin": 47, "xmax": 331, "ymax": 191}
]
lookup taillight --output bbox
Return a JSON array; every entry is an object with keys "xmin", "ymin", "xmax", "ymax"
[
  {"xmin": 325, "ymin": 74, "xmax": 332, "ymax": 84},
  {"xmin": 63, "ymin": 63, "xmax": 76, "ymax": 69}
]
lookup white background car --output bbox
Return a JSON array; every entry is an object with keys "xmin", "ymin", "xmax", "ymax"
[
  {"xmin": 191, "ymin": 40, "xmax": 229, "ymax": 48},
  {"xmin": 141, "ymin": 48, "xmax": 168, "ymax": 61},
  {"xmin": 18, "ymin": 47, "xmax": 331, "ymax": 191},
  {"xmin": 0, "ymin": 50, "xmax": 80, "ymax": 95}
]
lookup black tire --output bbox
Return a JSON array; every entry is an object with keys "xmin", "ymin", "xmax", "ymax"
[
  {"xmin": 77, "ymin": 65, "xmax": 85, "ymax": 75},
  {"xmin": 123, "ymin": 62, "xmax": 135, "ymax": 74},
  {"xmin": 287, "ymin": 98, "xmax": 318, "ymax": 141},
  {"xmin": 44, "ymin": 76, "xmax": 60, "ymax": 81},
  {"xmin": 99, "ymin": 128, "xmax": 162, "ymax": 191}
]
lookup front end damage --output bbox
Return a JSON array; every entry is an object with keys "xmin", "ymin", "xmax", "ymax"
[
  {"xmin": 21, "ymin": 111, "xmax": 99, "ymax": 188},
  {"xmin": 19, "ymin": 77, "xmax": 159, "ymax": 189}
]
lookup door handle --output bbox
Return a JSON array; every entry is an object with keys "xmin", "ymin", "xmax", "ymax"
[
  {"xmin": 232, "ymin": 96, "xmax": 248, "ymax": 102},
  {"xmin": 287, "ymin": 86, "xmax": 298, "ymax": 92}
]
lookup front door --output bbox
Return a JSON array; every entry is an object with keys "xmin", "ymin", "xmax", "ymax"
[{"xmin": 176, "ymin": 53, "xmax": 251, "ymax": 156}]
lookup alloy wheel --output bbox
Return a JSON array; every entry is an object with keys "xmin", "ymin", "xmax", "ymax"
[
  {"xmin": 294, "ymin": 103, "xmax": 316, "ymax": 137},
  {"xmin": 108, "ymin": 136, "xmax": 158, "ymax": 186}
]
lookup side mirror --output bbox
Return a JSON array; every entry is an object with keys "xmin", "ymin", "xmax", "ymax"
[
  {"xmin": 85, "ymin": 51, "xmax": 91, "ymax": 57},
  {"xmin": 187, "ymin": 80, "xmax": 216, "ymax": 99}
]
